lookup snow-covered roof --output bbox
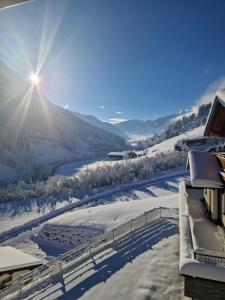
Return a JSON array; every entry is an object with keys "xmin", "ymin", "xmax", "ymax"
[
  {"xmin": 204, "ymin": 89, "xmax": 225, "ymax": 137},
  {"xmin": 0, "ymin": 246, "xmax": 42, "ymax": 273},
  {"xmin": 181, "ymin": 136, "xmax": 208, "ymax": 142},
  {"xmin": 0, "ymin": 0, "xmax": 31, "ymax": 9},
  {"xmin": 188, "ymin": 150, "xmax": 224, "ymax": 188},
  {"xmin": 107, "ymin": 151, "xmax": 128, "ymax": 156}
]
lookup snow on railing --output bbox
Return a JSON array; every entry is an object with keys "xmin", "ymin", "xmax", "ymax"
[
  {"xmin": 0, "ymin": 207, "xmax": 177, "ymax": 299},
  {"xmin": 194, "ymin": 252, "xmax": 225, "ymax": 265}
]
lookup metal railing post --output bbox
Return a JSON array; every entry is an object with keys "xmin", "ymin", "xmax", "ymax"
[
  {"xmin": 145, "ymin": 211, "xmax": 147, "ymax": 225},
  {"xmin": 89, "ymin": 239, "xmax": 92, "ymax": 256},
  {"xmin": 19, "ymin": 278, "xmax": 22, "ymax": 296},
  {"xmin": 1, "ymin": 207, "xmax": 175, "ymax": 298}
]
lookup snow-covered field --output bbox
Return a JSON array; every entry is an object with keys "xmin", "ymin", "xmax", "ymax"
[
  {"xmin": 35, "ymin": 191, "xmax": 178, "ymax": 253},
  {"xmin": 55, "ymin": 125, "xmax": 204, "ymax": 178},
  {"xmin": 75, "ymin": 235, "xmax": 185, "ymax": 300},
  {"xmin": 56, "ymin": 157, "xmax": 108, "ymax": 176},
  {"xmin": 0, "ymin": 125, "xmax": 202, "ymax": 299},
  {"xmin": 21, "ymin": 233, "xmax": 186, "ymax": 300},
  {"xmin": 147, "ymin": 126, "xmax": 205, "ymax": 157},
  {"xmin": 1, "ymin": 170, "xmax": 189, "ymax": 299}
]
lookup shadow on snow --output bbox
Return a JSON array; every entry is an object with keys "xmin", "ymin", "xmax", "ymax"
[{"xmin": 19, "ymin": 217, "xmax": 178, "ymax": 300}]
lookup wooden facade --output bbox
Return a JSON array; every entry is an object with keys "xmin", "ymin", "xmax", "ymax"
[
  {"xmin": 185, "ymin": 276, "xmax": 225, "ymax": 300},
  {"xmin": 0, "ymin": 0, "xmax": 31, "ymax": 9},
  {"xmin": 204, "ymin": 90, "xmax": 225, "ymax": 137}
]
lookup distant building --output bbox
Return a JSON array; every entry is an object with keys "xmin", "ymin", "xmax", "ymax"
[
  {"xmin": 0, "ymin": 246, "xmax": 42, "ymax": 289},
  {"xmin": 174, "ymin": 136, "xmax": 209, "ymax": 151},
  {"xmin": 107, "ymin": 151, "xmax": 137, "ymax": 161}
]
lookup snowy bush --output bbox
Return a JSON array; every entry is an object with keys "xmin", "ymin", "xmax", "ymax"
[{"xmin": 0, "ymin": 151, "xmax": 186, "ymax": 202}]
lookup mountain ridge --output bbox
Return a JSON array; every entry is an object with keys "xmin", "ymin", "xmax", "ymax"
[
  {"xmin": 0, "ymin": 61, "xmax": 126, "ymax": 182},
  {"xmin": 73, "ymin": 112, "xmax": 127, "ymax": 139},
  {"xmin": 115, "ymin": 112, "xmax": 184, "ymax": 137}
]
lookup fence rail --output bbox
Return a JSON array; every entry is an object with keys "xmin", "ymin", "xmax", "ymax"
[
  {"xmin": 0, "ymin": 207, "xmax": 177, "ymax": 299},
  {"xmin": 194, "ymin": 252, "xmax": 225, "ymax": 265}
]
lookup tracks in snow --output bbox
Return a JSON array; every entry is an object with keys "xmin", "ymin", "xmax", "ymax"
[{"xmin": 0, "ymin": 169, "xmax": 187, "ymax": 243}]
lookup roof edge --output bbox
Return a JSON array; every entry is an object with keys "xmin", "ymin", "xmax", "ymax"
[{"xmin": 204, "ymin": 89, "xmax": 225, "ymax": 136}]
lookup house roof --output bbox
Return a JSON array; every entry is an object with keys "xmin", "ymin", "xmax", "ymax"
[
  {"xmin": 0, "ymin": 0, "xmax": 31, "ymax": 10},
  {"xmin": 0, "ymin": 246, "xmax": 42, "ymax": 273},
  {"xmin": 204, "ymin": 89, "xmax": 225, "ymax": 137},
  {"xmin": 107, "ymin": 151, "xmax": 127, "ymax": 156},
  {"xmin": 188, "ymin": 150, "xmax": 224, "ymax": 189}
]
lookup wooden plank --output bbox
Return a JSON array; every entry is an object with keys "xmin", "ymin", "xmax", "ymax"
[
  {"xmin": 184, "ymin": 275, "xmax": 225, "ymax": 300},
  {"xmin": 0, "ymin": 0, "xmax": 31, "ymax": 9}
]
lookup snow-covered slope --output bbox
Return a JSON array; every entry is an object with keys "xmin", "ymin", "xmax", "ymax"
[
  {"xmin": 73, "ymin": 112, "xmax": 127, "ymax": 139},
  {"xmin": 5, "ymin": 172, "xmax": 186, "ymax": 299},
  {"xmin": 147, "ymin": 126, "xmax": 205, "ymax": 157},
  {"xmin": 115, "ymin": 113, "xmax": 183, "ymax": 137},
  {"xmin": 0, "ymin": 61, "xmax": 126, "ymax": 182}
]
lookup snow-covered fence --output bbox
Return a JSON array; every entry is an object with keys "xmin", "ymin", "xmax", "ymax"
[
  {"xmin": 0, "ymin": 207, "xmax": 177, "ymax": 299},
  {"xmin": 194, "ymin": 252, "xmax": 225, "ymax": 265}
]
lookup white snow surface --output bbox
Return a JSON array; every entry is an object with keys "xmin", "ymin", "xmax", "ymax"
[
  {"xmin": 0, "ymin": 246, "xmax": 41, "ymax": 272},
  {"xmin": 56, "ymin": 157, "xmax": 106, "ymax": 176},
  {"xmin": 1, "ymin": 172, "xmax": 189, "ymax": 300},
  {"xmin": 36, "ymin": 191, "xmax": 179, "ymax": 250},
  {"xmin": 184, "ymin": 186, "xmax": 225, "ymax": 253},
  {"xmin": 33, "ymin": 171, "xmax": 185, "ymax": 252},
  {"xmin": 47, "ymin": 193, "xmax": 177, "ymax": 229},
  {"xmin": 147, "ymin": 126, "xmax": 205, "ymax": 157},
  {"xmin": 79, "ymin": 235, "xmax": 185, "ymax": 300},
  {"xmin": 30, "ymin": 139, "xmax": 76, "ymax": 166},
  {"xmin": 22, "ymin": 235, "xmax": 186, "ymax": 300},
  {"xmin": 0, "ymin": 168, "xmax": 185, "ymax": 236}
]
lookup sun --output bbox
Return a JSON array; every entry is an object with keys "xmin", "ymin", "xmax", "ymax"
[{"xmin": 30, "ymin": 73, "xmax": 40, "ymax": 85}]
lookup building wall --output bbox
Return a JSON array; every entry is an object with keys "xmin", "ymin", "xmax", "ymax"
[
  {"xmin": 221, "ymin": 192, "xmax": 225, "ymax": 226},
  {"xmin": 204, "ymin": 189, "xmax": 210, "ymax": 210},
  {"xmin": 185, "ymin": 275, "xmax": 225, "ymax": 300},
  {"xmin": 204, "ymin": 188, "xmax": 218, "ymax": 222},
  {"xmin": 211, "ymin": 189, "xmax": 219, "ymax": 221}
]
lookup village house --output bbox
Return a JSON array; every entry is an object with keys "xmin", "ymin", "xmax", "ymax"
[
  {"xmin": 107, "ymin": 151, "xmax": 137, "ymax": 161},
  {"xmin": 0, "ymin": 246, "xmax": 42, "ymax": 289},
  {"xmin": 180, "ymin": 89, "xmax": 225, "ymax": 300}
]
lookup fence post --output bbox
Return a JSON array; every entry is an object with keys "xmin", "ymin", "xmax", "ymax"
[
  {"xmin": 19, "ymin": 278, "xmax": 22, "ymax": 296},
  {"xmin": 89, "ymin": 239, "xmax": 92, "ymax": 256},
  {"xmin": 159, "ymin": 207, "xmax": 161, "ymax": 219},
  {"xmin": 145, "ymin": 211, "xmax": 147, "ymax": 225},
  {"xmin": 112, "ymin": 229, "xmax": 115, "ymax": 241}
]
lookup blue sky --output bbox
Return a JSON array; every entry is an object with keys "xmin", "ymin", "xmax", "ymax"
[{"xmin": 1, "ymin": 0, "xmax": 225, "ymax": 122}]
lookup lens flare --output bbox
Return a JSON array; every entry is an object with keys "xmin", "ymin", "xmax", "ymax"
[{"xmin": 30, "ymin": 73, "xmax": 40, "ymax": 85}]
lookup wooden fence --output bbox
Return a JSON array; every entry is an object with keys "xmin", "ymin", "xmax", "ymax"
[{"xmin": 0, "ymin": 207, "xmax": 177, "ymax": 299}]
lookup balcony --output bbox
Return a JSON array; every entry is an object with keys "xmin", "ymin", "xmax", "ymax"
[{"xmin": 179, "ymin": 180, "xmax": 225, "ymax": 299}]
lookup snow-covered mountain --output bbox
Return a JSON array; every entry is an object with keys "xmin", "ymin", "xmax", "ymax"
[
  {"xmin": 73, "ymin": 112, "xmax": 127, "ymax": 139},
  {"xmin": 0, "ymin": 61, "xmax": 126, "ymax": 181},
  {"xmin": 115, "ymin": 113, "xmax": 182, "ymax": 137}
]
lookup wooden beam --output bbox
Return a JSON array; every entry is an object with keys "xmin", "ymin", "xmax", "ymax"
[
  {"xmin": 0, "ymin": 0, "xmax": 31, "ymax": 9},
  {"xmin": 184, "ymin": 276, "xmax": 225, "ymax": 300}
]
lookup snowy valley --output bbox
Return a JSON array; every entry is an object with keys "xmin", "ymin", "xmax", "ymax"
[{"xmin": 1, "ymin": 59, "xmax": 223, "ymax": 300}]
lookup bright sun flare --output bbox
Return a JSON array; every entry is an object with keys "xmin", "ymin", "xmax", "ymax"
[{"xmin": 30, "ymin": 73, "xmax": 40, "ymax": 85}]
